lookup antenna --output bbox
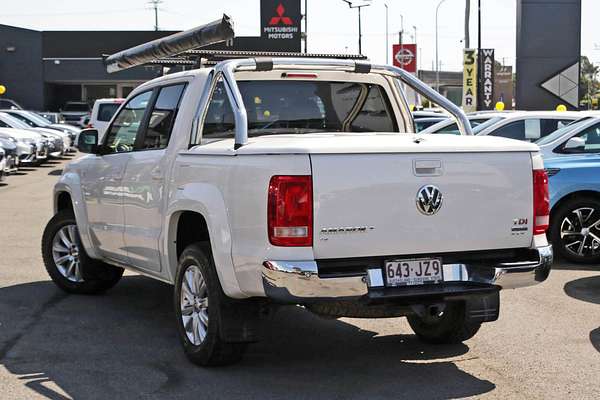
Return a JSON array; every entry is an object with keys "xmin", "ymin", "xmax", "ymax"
[{"xmin": 148, "ymin": 0, "xmax": 163, "ymax": 31}]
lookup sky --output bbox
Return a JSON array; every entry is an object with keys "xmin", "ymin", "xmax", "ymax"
[{"xmin": 1, "ymin": 0, "xmax": 598, "ymax": 71}]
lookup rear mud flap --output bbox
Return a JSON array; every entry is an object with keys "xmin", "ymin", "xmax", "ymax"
[{"xmin": 464, "ymin": 291, "xmax": 500, "ymax": 323}]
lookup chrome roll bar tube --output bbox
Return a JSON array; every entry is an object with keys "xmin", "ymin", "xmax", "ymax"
[{"xmin": 212, "ymin": 58, "xmax": 474, "ymax": 149}]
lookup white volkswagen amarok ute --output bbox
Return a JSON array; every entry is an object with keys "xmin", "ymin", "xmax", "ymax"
[{"xmin": 41, "ymin": 21, "xmax": 552, "ymax": 367}]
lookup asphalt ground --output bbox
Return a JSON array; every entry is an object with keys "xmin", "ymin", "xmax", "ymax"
[{"xmin": 0, "ymin": 155, "xmax": 598, "ymax": 399}]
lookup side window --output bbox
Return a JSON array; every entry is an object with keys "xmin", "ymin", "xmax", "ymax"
[
  {"xmin": 489, "ymin": 120, "xmax": 526, "ymax": 140},
  {"xmin": 141, "ymin": 84, "xmax": 186, "ymax": 150},
  {"xmin": 97, "ymin": 103, "xmax": 121, "ymax": 122},
  {"xmin": 202, "ymin": 80, "xmax": 235, "ymax": 140},
  {"xmin": 560, "ymin": 123, "xmax": 600, "ymax": 154},
  {"xmin": 0, "ymin": 120, "xmax": 8, "ymax": 128},
  {"xmin": 104, "ymin": 91, "xmax": 152, "ymax": 153},
  {"xmin": 350, "ymin": 85, "xmax": 397, "ymax": 132},
  {"xmin": 438, "ymin": 122, "xmax": 460, "ymax": 135},
  {"xmin": 524, "ymin": 119, "xmax": 541, "ymax": 140},
  {"xmin": 540, "ymin": 119, "xmax": 573, "ymax": 138}
]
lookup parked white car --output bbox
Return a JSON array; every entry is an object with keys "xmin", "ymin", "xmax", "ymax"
[
  {"xmin": 88, "ymin": 98, "xmax": 125, "ymax": 141},
  {"xmin": 474, "ymin": 111, "xmax": 581, "ymax": 141},
  {"xmin": 43, "ymin": 57, "xmax": 553, "ymax": 367},
  {"xmin": 2, "ymin": 110, "xmax": 77, "ymax": 152},
  {"xmin": 419, "ymin": 114, "xmax": 506, "ymax": 135},
  {"xmin": 0, "ymin": 112, "xmax": 64, "ymax": 157},
  {"xmin": 0, "ymin": 127, "xmax": 46, "ymax": 165}
]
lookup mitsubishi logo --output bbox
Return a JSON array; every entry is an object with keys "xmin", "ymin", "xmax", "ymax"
[
  {"xmin": 416, "ymin": 185, "xmax": 443, "ymax": 216},
  {"xmin": 269, "ymin": 3, "xmax": 294, "ymax": 26}
]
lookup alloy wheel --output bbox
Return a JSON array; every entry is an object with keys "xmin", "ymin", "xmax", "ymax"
[
  {"xmin": 52, "ymin": 224, "xmax": 84, "ymax": 282},
  {"xmin": 560, "ymin": 207, "xmax": 600, "ymax": 257},
  {"xmin": 180, "ymin": 265, "xmax": 209, "ymax": 346}
]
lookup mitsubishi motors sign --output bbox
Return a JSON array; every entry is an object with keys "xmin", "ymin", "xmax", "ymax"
[
  {"xmin": 261, "ymin": 0, "xmax": 301, "ymax": 43},
  {"xmin": 392, "ymin": 44, "xmax": 417, "ymax": 73}
]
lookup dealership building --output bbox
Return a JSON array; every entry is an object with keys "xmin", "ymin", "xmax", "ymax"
[{"xmin": 0, "ymin": 0, "xmax": 302, "ymax": 111}]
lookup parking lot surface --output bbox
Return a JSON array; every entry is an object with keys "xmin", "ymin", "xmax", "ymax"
[{"xmin": 0, "ymin": 156, "xmax": 598, "ymax": 400}]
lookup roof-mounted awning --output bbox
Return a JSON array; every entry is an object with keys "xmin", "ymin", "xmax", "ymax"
[{"xmin": 104, "ymin": 15, "xmax": 234, "ymax": 73}]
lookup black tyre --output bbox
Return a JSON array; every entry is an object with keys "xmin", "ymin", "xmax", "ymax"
[
  {"xmin": 41, "ymin": 209, "xmax": 123, "ymax": 294},
  {"xmin": 173, "ymin": 243, "xmax": 247, "ymax": 366},
  {"xmin": 550, "ymin": 196, "xmax": 600, "ymax": 264},
  {"xmin": 407, "ymin": 302, "xmax": 481, "ymax": 344}
]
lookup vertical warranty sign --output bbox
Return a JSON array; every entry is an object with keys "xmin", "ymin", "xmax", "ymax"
[
  {"xmin": 261, "ymin": 0, "xmax": 301, "ymax": 43},
  {"xmin": 479, "ymin": 49, "xmax": 495, "ymax": 110},
  {"xmin": 462, "ymin": 49, "xmax": 478, "ymax": 113}
]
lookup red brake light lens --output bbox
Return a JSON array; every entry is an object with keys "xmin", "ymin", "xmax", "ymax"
[
  {"xmin": 533, "ymin": 169, "xmax": 550, "ymax": 235},
  {"xmin": 281, "ymin": 73, "xmax": 318, "ymax": 79},
  {"xmin": 268, "ymin": 175, "xmax": 313, "ymax": 247}
]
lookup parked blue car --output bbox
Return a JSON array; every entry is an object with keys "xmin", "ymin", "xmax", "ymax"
[{"xmin": 546, "ymin": 154, "xmax": 600, "ymax": 263}]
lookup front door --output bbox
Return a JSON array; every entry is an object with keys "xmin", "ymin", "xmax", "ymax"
[
  {"xmin": 122, "ymin": 83, "xmax": 187, "ymax": 272},
  {"xmin": 81, "ymin": 153, "xmax": 129, "ymax": 262},
  {"xmin": 83, "ymin": 90, "xmax": 154, "ymax": 262}
]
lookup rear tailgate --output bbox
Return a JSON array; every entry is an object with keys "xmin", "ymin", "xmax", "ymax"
[{"xmin": 311, "ymin": 152, "xmax": 533, "ymax": 259}]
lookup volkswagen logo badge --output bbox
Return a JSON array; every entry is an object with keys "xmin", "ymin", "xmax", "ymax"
[{"xmin": 416, "ymin": 185, "xmax": 443, "ymax": 215}]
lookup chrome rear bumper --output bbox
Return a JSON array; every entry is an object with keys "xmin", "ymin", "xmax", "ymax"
[{"xmin": 262, "ymin": 245, "xmax": 552, "ymax": 303}]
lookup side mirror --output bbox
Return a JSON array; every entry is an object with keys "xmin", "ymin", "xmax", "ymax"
[
  {"xmin": 77, "ymin": 129, "xmax": 99, "ymax": 154},
  {"xmin": 563, "ymin": 136, "xmax": 585, "ymax": 152}
]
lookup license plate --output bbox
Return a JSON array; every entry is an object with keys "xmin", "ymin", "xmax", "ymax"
[{"xmin": 384, "ymin": 258, "xmax": 443, "ymax": 287}]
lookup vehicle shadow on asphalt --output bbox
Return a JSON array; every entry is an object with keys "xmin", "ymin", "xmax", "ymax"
[
  {"xmin": 591, "ymin": 328, "xmax": 600, "ymax": 353},
  {"xmin": 563, "ymin": 276, "xmax": 600, "ymax": 355},
  {"xmin": 551, "ymin": 257, "xmax": 600, "ymax": 272},
  {"xmin": 48, "ymin": 169, "xmax": 63, "ymax": 176},
  {"xmin": 0, "ymin": 277, "xmax": 495, "ymax": 400},
  {"xmin": 563, "ymin": 275, "xmax": 600, "ymax": 305}
]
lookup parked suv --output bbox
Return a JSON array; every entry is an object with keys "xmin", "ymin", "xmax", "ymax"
[{"xmin": 60, "ymin": 101, "xmax": 91, "ymax": 127}]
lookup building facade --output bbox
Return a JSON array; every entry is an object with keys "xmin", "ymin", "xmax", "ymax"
[{"xmin": 0, "ymin": 0, "xmax": 302, "ymax": 111}]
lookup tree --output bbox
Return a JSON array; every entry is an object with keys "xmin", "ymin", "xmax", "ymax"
[{"xmin": 580, "ymin": 55, "xmax": 599, "ymax": 109}]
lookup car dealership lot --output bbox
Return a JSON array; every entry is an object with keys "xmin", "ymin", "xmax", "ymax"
[{"xmin": 0, "ymin": 156, "xmax": 598, "ymax": 400}]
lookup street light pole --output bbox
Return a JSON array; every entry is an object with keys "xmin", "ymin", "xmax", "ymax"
[
  {"xmin": 304, "ymin": 0, "xmax": 308, "ymax": 53},
  {"xmin": 385, "ymin": 3, "xmax": 389, "ymax": 64},
  {"xmin": 398, "ymin": 14, "xmax": 404, "ymax": 45},
  {"xmin": 342, "ymin": 1, "xmax": 372, "ymax": 55},
  {"xmin": 435, "ymin": 0, "xmax": 447, "ymax": 92}
]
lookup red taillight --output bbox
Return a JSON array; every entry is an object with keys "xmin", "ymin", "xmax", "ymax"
[
  {"xmin": 533, "ymin": 169, "xmax": 550, "ymax": 235},
  {"xmin": 268, "ymin": 175, "xmax": 313, "ymax": 247}
]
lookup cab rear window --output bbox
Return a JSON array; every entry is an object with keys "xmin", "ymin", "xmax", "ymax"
[{"xmin": 202, "ymin": 80, "xmax": 398, "ymax": 140}]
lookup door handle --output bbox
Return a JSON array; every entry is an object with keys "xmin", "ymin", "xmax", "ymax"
[{"xmin": 151, "ymin": 167, "xmax": 163, "ymax": 181}]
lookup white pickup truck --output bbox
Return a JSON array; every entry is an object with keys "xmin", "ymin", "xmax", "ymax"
[{"xmin": 42, "ymin": 56, "xmax": 553, "ymax": 366}]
